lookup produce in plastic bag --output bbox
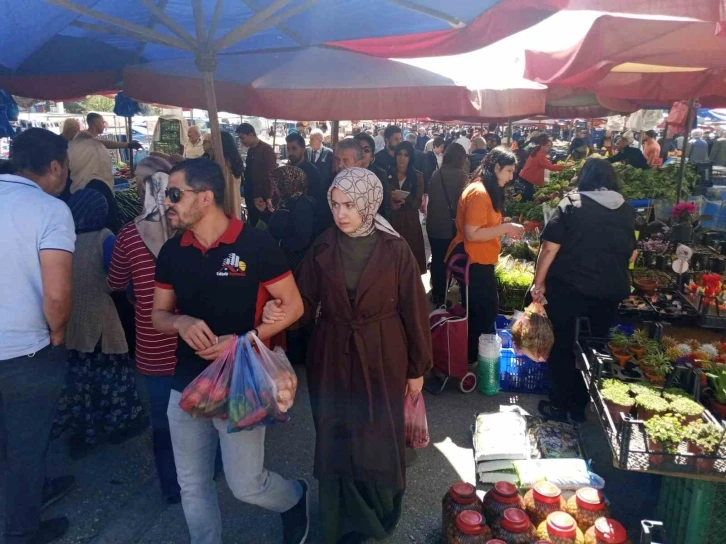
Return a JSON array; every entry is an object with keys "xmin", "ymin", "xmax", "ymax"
[
  {"xmin": 179, "ymin": 336, "xmax": 237, "ymax": 418},
  {"xmin": 511, "ymin": 302, "xmax": 554, "ymax": 362},
  {"xmin": 405, "ymin": 393, "xmax": 430, "ymax": 449},
  {"xmin": 227, "ymin": 336, "xmax": 297, "ymax": 432},
  {"xmin": 250, "ymin": 332, "xmax": 298, "ymax": 413}
]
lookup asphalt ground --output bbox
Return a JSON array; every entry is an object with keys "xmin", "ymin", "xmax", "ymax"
[{"xmin": 22, "ymin": 367, "xmax": 661, "ymax": 544}]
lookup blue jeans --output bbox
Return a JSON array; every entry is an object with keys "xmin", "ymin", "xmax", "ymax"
[
  {"xmin": 1, "ymin": 345, "xmax": 67, "ymax": 544},
  {"xmin": 143, "ymin": 375, "xmax": 180, "ymax": 498},
  {"xmin": 167, "ymin": 390, "xmax": 302, "ymax": 544}
]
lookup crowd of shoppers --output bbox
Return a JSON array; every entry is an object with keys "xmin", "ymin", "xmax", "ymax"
[{"xmin": 2, "ymin": 116, "xmax": 644, "ymax": 544}]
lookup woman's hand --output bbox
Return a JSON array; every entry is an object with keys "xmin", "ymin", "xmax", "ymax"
[
  {"xmin": 530, "ymin": 284, "xmax": 546, "ymax": 303},
  {"xmin": 405, "ymin": 376, "xmax": 424, "ymax": 397},
  {"xmin": 391, "ymin": 196, "xmax": 404, "ymax": 211},
  {"xmin": 503, "ymin": 222, "xmax": 525, "ymax": 239},
  {"xmin": 262, "ymin": 299, "xmax": 286, "ymax": 324}
]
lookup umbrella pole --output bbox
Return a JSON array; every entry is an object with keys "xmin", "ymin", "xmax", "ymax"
[
  {"xmin": 202, "ymin": 69, "xmax": 235, "ymax": 217},
  {"xmin": 507, "ymin": 117, "xmax": 512, "ymax": 145},
  {"xmin": 676, "ymin": 98, "xmax": 696, "ymax": 204},
  {"xmin": 125, "ymin": 116, "xmax": 135, "ymax": 176},
  {"xmin": 272, "ymin": 118, "xmax": 277, "ymax": 153},
  {"xmin": 331, "ymin": 121, "xmax": 340, "ymax": 147}
]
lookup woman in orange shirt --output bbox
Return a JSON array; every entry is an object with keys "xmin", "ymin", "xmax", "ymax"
[
  {"xmin": 519, "ymin": 136, "xmax": 565, "ymax": 201},
  {"xmin": 446, "ymin": 147, "xmax": 525, "ymax": 363}
]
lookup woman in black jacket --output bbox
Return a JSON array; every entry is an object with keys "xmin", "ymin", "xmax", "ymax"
[
  {"xmin": 267, "ymin": 166, "xmax": 315, "ymax": 270},
  {"xmin": 532, "ymin": 158, "xmax": 636, "ymax": 422},
  {"xmin": 607, "ymin": 132, "xmax": 649, "ymax": 170}
]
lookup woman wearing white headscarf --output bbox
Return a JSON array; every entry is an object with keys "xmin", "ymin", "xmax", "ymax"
[
  {"xmin": 107, "ymin": 156, "xmax": 182, "ymax": 503},
  {"xmin": 292, "ymin": 167, "xmax": 433, "ymax": 544}
]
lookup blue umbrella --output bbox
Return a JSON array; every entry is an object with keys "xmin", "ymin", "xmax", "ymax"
[{"xmin": 0, "ymin": 0, "xmax": 563, "ymax": 214}]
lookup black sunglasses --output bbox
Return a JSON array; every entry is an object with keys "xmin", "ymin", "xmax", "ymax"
[
  {"xmin": 360, "ymin": 146, "xmax": 372, "ymax": 153},
  {"xmin": 165, "ymin": 187, "xmax": 201, "ymax": 203}
]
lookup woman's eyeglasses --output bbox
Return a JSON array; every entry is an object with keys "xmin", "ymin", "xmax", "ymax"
[
  {"xmin": 360, "ymin": 146, "xmax": 372, "ymax": 153},
  {"xmin": 165, "ymin": 187, "xmax": 200, "ymax": 203}
]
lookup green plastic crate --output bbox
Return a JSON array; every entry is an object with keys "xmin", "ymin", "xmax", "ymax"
[{"xmin": 656, "ymin": 477, "xmax": 726, "ymax": 544}]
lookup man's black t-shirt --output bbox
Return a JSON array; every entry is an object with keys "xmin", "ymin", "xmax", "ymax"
[
  {"xmin": 541, "ymin": 193, "xmax": 636, "ymax": 301},
  {"xmin": 155, "ymin": 218, "xmax": 290, "ymax": 391}
]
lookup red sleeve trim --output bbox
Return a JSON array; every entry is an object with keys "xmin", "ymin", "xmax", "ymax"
[
  {"xmin": 262, "ymin": 270, "xmax": 292, "ymax": 288},
  {"xmin": 154, "ymin": 281, "xmax": 174, "ymax": 290}
]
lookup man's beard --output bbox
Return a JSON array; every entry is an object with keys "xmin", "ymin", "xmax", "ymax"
[{"xmin": 168, "ymin": 203, "xmax": 202, "ymax": 231}]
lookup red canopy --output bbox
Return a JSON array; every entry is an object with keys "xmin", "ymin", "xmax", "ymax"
[
  {"xmin": 524, "ymin": 15, "xmax": 726, "ymax": 106},
  {"xmin": 566, "ymin": 0, "xmax": 726, "ymax": 24}
]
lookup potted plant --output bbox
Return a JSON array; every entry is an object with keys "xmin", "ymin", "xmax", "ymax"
[
  {"xmin": 683, "ymin": 422, "xmax": 723, "ymax": 472},
  {"xmin": 629, "ymin": 329, "xmax": 649, "ymax": 360},
  {"xmin": 635, "ymin": 394, "xmax": 670, "ymax": 421},
  {"xmin": 670, "ymin": 397, "xmax": 705, "ymax": 424},
  {"xmin": 630, "ymin": 383, "xmax": 658, "ymax": 397},
  {"xmin": 602, "ymin": 379, "xmax": 630, "ymax": 392},
  {"xmin": 608, "ymin": 329, "xmax": 632, "ymax": 367},
  {"xmin": 644, "ymin": 414, "xmax": 684, "ymax": 466},
  {"xmin": 663, "ymin": 387, "xmax": 691, "ymax": 402},
  {"xmin": 641, "ymin": 350, "xmax": 672, "ymax": 386},
  {"xmin": 706, "ymin": 363, "xmax": 726, "ymax": 419},
  {"xmin": 602, "ymin": 388, "xmax": 635, "ymax": 420},
  {"xmin": 671, "ymin": 202, "xmax": 697, "ymax": 243}
]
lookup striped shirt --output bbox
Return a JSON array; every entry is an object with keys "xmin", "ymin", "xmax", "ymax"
[{"xmin": 108, "ymin": 223, "xmax": 177, "ymax": 375}]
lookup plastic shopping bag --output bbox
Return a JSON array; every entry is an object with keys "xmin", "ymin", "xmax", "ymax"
[
  {"xmin": 227, "ymin": 336, "xmax": 297, "ymax": 432},
  {"xmin": 179, "ymin": 336, "xmax": 237, "ymax": 418},
  {"xmin": 249, "ymin": 332, "xmax": 298, "ymax": 413},
  {"xmin": 405, "ymin": 393, "xmax": 430, "ymax": 449},
  {"xmin": 511, "ymin": 302, "xmax": 554, "ymax": 363}
]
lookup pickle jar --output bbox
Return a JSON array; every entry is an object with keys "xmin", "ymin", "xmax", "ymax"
[
  {"xmin": 449, "ymin": 511, "xmax": 493, "ymax": 544},
  {"xmin": 491, "ymin": 508, "xmax": 537, "ymax": 544},
  {"xmin": 524, "ymin": 482, "xmax": 566, "ymax": 526},
  {"xmin": 443, "ymin": 483, "xmax": 484, "ymax": 542},
  {"xmin": 584, "ymin": 518, "xmax": 631, "ymax": 544},
  {"xmin": 565, "ymin": 488, "xmax": 610, "ymax": 533},
  {"xmin": 483, "ymin": 481, "xmax": 525, "ymax": 523},
  {"xmin": 536, "ymin": 512, "xmax": 584, "ymax": 544}
]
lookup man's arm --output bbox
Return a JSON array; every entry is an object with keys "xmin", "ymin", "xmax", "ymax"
[
  {"xmin": 151, "ymin": 287, "xmax": 217, "ymax": 352},
  {"xmin": 39, "ymin": 250, "xmax": 73, "ymax": 346},
  {"xmin": 101, "ymin": 139, "xmax": 142, "ymax": 151},
  {"xmin": 256, "ymin": 275, "xmax": 304, "ymax": 341}
]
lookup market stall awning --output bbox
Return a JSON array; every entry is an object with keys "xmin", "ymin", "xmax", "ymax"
[
  {"xmin": 523, "ymin": 15, "xmax": 726, "ymax": 107},
  {"xmin": 123, "ymin": 48, "xmax": 548, "ymax": 121},
  {"xmin": 544, "ymin": 89, "xmax": 639, "ymax": 119},
  {"xmin": 524, "ymin": 16, "xmax": 726, "ymax": 89},
  {"xmin": 0, "ymin": 0, "xmax": 566, "ymax": 99},
  {"xmin": 565, "ymin": 0, "xmax": 726, "ymax": 25}
]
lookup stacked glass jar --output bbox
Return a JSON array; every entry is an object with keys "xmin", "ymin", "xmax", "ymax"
[
  {"xmin": 565, "ymin": 488, "xmax": 610, "ymax": 534},
  {"xmin": 523, "ymin": 482, "xmax": 566, "ymax": 526},
  {"xmin": 443, "ymin": 483, "xmax": 485, "ymax": 543},
  {"xmin": 482, "ymin": 481, "xmax": 525, "ymax": 523}
]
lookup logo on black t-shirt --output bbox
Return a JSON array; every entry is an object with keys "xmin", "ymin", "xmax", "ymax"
[{"xmin": 217, "ymin": 253, "xmax": 247, "ymax": 277}]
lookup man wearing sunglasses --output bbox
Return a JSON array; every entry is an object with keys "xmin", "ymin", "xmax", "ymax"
[{"xmin": 151, "ymin": 158, "xmax": 310, "ymax": 544}]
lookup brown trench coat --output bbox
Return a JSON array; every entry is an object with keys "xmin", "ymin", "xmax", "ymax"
[{"xmin": 295, "ymin": 228, "xmax": 433, "ymax": 491}]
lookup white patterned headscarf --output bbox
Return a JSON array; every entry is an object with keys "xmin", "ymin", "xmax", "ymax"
[{"xmin": 328, "ymin": 167, "xmax": 399, "ymax": 238}]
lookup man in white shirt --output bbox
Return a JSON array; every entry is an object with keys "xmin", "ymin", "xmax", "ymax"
[
  {"xmin": 373, "ymin": 128, "xmax": 385, "ymax": 153},
  {"xmin": 0, "ymin": 128, "xmax": 76, "ymax": 544},
  {"xmin": 455, "ymin": 131, "xmax": 471, "ymax": 151},
  {"xmin": 183, "ymin": 125, "xmax": 204, "ymax": 159}
]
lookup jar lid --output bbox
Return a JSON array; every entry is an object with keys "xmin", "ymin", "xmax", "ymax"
[
  {"xmin": 594, "ymin": 517, "xmax": 628, "ymax": 543},
  {"xmin": 491, "ymin": 481, "xmax": 520, "ymax": 503},
  {"xmin": 456, "ymin": 511, "xmax": 486, "ymax": 536},
  {"xmin": 576, "ymin": 487, "xmax": 606, "ymax": 511},
  {"xmin": 500, "ymin": 508, "xmax": 530, "ymax": 533},
  {"xmin": 533, "ymin": 481, "xmax": 562, "ymax": 504},
  {"xmin": 450, "ymin": 482, "xmax": 478, "ymax": 505},
  {"xmin": 546, "ymin": 512, "xmax": 577, "ymax": 538}
]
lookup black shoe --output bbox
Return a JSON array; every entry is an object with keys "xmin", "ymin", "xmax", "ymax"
[
  {"xmin": 41, "ymin": 476, "xmax": 76, "ymax": 511},
  {"xmin": 29, "ymin": 517, "xmax": 69, "ymax": 544},
  {"xmin": 569, "ymin": 408, "xmax": 587, "ymax": 424},
  {"xmin": 538, "ymin": 400, "xmax": 569, "ymax": 422},
  {"xmin": 281, "ymin": 479, "xmax": 310, "ymax": 544}
]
